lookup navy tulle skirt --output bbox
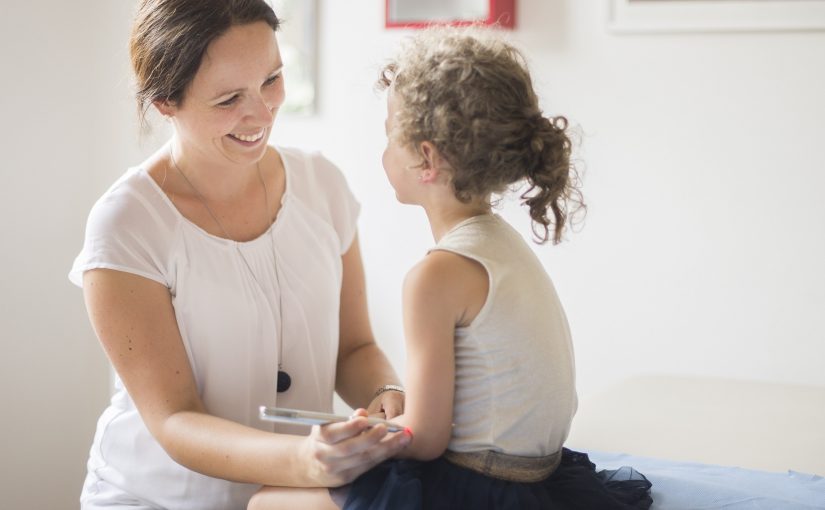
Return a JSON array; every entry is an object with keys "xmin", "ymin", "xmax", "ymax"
[{"xmin": 343, "ymin": 448, "xmax": 652, "ymax": 510}]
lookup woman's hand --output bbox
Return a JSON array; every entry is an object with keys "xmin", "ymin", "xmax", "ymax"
[
  {"xmin": 300, "ymin": 408, "xmax": 411, "ymax": 487},
  {"xmin": 366, "ymin": 388, "xmax": 405, "ymax": 419}
]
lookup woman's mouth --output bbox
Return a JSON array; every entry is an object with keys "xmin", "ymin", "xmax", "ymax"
[{"xmin": 228, "ymin": 129, "xmax": 266, "ymax": 144}]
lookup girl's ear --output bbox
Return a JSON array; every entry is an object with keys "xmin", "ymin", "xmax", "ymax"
[{"xmin": 419, "ymin": 141, "xmax": 446, "ymax": 183}]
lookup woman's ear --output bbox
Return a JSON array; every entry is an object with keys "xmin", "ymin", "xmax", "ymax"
[{"xmin": 153, "ymin": 99, "xmax": 176, "ymax": 119}]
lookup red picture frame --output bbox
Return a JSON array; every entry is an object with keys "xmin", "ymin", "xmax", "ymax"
[{"xmin": 385, "ymin": 0, "xmax": 515, "ymax": 29}]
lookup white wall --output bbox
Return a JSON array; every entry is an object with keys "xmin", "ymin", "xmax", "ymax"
[
  {"xmin": 0, "ymin": 1, "xmax": 156, "ymax": 507},
  {"xmin": 2, "ymin": 0, "xmax": 823, "ymax": 506}
]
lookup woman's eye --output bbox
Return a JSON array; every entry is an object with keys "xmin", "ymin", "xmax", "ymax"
[
  {"xmin": 217, "ymin": 95, "xmax": 238, "ymax": 107},
  {"xmin": 264, "ymin": 74, "xmax": 281, "ymax": 86}
]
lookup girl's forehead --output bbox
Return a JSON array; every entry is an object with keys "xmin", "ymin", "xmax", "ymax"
[{"xmin": 387, "ymin": 87, "xmax": 405, "ymax": 114}]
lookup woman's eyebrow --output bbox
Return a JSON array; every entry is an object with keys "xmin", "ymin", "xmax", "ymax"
[{"xmin": 210, "ymin": 62, "xmax": 284, "ymax": 100}]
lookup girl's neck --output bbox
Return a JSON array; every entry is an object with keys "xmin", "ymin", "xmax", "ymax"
[{"xmin": 424, "ymin": 201, "xmax": 491, "ymax": 243}]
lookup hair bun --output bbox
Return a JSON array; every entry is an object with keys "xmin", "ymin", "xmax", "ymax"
[
  {"xmin": 530, "ymin": 133, "xmax": 545, "ymax": 153},
  {"xmin": 529, "ymin": 115, "xmax": 550, "ymax": 153}
]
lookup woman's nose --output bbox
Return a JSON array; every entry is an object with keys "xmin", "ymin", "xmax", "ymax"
[{"xmin": 246, "ymin": 94, "xmax": 275, "ymax": 125}]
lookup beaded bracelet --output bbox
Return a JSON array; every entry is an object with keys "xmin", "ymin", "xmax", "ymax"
[{"xmin": 373, "ymin": 384, "xmax": 405, "ymax": 398}]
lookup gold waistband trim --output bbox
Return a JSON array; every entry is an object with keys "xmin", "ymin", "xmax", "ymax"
[{"xmin": 443, "ymin": 449, "xmax": 561, "ymax": 483}]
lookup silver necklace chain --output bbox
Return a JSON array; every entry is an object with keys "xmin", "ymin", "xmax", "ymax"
[
  {"xmin": 169, "ymin": 151, "xmax": 269, "ymax": 241},
  {"xmin": 169, "ymin": 148, "xmax": 289, "ymax": 389}
]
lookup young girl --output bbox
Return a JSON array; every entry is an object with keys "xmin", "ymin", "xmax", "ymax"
[{"xmin": 249, "ymin": 27, "xmax": 651, "ymax": 510}]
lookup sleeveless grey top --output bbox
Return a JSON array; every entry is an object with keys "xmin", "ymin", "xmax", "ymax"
[{"xmin": 432, "ymin": 214, "xmax": 577, "ymax": 456}]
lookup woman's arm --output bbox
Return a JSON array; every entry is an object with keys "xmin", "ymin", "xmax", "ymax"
[
  {"xmin": 392, "ymin": 250, "xmax": 488, "ymax": 461},
  {"xmin": 335, "ymin": 234, "xmax": 405, "ymax": 418},
  {"xmin": 83, "ymin": 268, "xmax": 407, "ymax": 487}
]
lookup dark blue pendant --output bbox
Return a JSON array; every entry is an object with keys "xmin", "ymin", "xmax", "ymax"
[{"xmin": 277, "ymin": 370, "xmax": 292, "ymax": 392}]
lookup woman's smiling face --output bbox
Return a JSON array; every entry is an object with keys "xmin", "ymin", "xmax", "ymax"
[{"xmin": 162, "ymin": 21, "xmax": 285, "ymax": 166}]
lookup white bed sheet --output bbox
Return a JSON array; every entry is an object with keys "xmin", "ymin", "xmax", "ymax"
[{"xmin": 589, "ymin": 451, "xmax": 825, "ymax": 510}]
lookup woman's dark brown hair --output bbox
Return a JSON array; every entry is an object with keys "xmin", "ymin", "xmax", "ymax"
[
  {"xmin": 130, "ymin": 0, "xmax": 280, "ymax": 126},
  {"xmin": 378, "ymin": 27, "xmax": 584, "ymax": 244}
]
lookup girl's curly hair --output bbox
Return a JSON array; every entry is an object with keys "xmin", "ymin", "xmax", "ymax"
[{"xmin": 378, "ymin": 27, "xmax": 583, "ymax": 244}]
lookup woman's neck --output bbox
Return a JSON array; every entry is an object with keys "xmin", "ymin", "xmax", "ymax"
[{"xmin": 169, "ymin": 139, "xmax": 263, "ymax": 203}]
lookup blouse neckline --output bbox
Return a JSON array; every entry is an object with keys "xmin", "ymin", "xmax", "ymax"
[{"xmin": 140, "ymin": 146, "xmax": 292, "ymax": 246}]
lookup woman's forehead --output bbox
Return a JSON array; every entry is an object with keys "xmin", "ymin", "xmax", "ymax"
[{"xmin": 192, "ymin": 22, "xmax": 281, "ymax": 92}]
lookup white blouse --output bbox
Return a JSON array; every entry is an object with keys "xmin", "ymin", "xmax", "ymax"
[{"xmin": 70, "ymin": 146, "xmax": 360, "ymax": 509}]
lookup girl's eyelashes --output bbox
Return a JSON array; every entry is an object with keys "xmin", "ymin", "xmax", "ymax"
[{"xmin": 263, "ymin": 73, "xmax": 281, "ymax": 86}]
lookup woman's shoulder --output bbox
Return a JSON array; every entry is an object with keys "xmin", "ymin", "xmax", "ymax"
[
  {"xmin": 275, "ymin": 145, "xmax": 361, "ymax": 252},
  {"xmin": 70, "ymin": 166, "xmax": 180, "ymax": 288},
  {"xmin": 85, "ymin": 166, "xmax": 180, "ymax": 242},
  {"xmin": 277, "ymin": 146, "xmax": 351, "ymax": 195},
  {"xmin": 277, "ymin": 145, "xmax": 328, "ymax": 165}
]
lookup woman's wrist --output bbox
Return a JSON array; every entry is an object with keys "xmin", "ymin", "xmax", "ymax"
[
  {"xmin": 373, "ymin": 384, "xmax": 404, "ymax": 399},
  {"xmin": 274, "ymin": 432, "xmax": 318, "ymax": 487}
]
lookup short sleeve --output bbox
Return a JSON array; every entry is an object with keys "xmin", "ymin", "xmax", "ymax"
[
  {"xmin": 68, "ymin": 171, "xmax": 174, "ymax": 288},
  {"xmin": 305, "ymin": 152, "xmax": 361, "ymax": 254}
]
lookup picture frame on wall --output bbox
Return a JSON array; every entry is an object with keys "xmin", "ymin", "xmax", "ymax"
[
  {"xmin": 608, "ymin": 0, "xmax": 825, "ymax": 33},
  {"xmin": 271, "ymin": 0, "xmax": 317, "ymax": 115},
  {"xmin": 385, "ymin": 0, "xmax": 516, "ymax": 29}
]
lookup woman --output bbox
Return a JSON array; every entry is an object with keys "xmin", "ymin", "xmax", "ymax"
[{"xmin": 70, "ymin": 1, "xmax": 409, "ymax": 508}]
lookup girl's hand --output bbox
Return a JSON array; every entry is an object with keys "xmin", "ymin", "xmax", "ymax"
[
  {"xmin": 366, "ymin": 388, "xmax": 405, "ymax": 419},
  {"xmin": 300, "ymin": 408, "xmax": 411, "ymax": 487}
]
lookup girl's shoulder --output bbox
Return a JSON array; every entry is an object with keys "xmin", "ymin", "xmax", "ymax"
[
  {"xmin": 409, "ymin": 249, "xmax": 483, "ymax": 282},
  {"xmin": 405, "ymin": 249, "xmax": 488, "ymax": 327}
]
